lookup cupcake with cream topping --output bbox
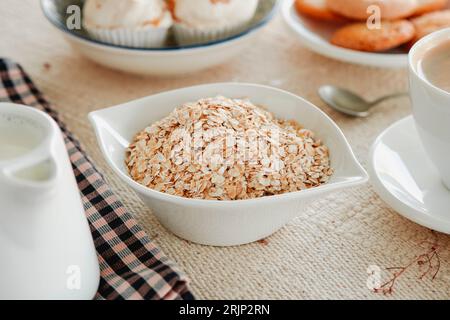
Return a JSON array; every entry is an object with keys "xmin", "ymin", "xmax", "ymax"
[
  {"xmin": 169, "ymin": 0, "xmax": 259, "ymax": 45},
  {"xmin": 83, "ymin": 0, "xmax": 173, "ymax": 47}
]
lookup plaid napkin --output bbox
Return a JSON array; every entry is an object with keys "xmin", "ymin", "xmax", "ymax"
[{"xmin": 0, "ymin": 58, "xmax": 194, "ymax": 300}]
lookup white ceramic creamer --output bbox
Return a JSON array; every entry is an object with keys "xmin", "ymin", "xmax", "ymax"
[{"xmin": 0, "ymin": 103, "xmax": 99, "ymax": 299}]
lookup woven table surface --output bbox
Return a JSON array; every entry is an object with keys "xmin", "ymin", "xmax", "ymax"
[{"xmin": 1, "ymin": 0, "xmax": 449, "ymax": 299}]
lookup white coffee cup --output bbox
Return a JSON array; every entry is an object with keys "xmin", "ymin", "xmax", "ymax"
[{"xmin": 409, "ymin": 28, "xmax": 450, "ymax": 190}]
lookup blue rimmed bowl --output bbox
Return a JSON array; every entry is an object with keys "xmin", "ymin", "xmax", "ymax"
[{"xmin": 40, "ymin": 0, "xmax": 278, "ymax": 76}]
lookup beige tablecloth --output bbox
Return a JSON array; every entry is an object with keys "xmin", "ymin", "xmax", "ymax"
[{"xmin": 1, "ymin": 0, "xmax": 448, "ymax": 299}]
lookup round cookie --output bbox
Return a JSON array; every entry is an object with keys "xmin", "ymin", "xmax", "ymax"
[
  {"xmin": 410, "ymin": 10, "xmax": 450, "ymax": 44},
  {"xmin": 330, "ymin": 20, "xmax": 416, "ymax": 52},
  {"xmin": 326, "ymin": 0, "xmax": 417, "ymax": 20},
  {"xmin": 414, "ymin": 0, "xmax": 448, "ymax": 15},
  {"xmin": 295, "ymin": 0, "xmax": 346, "ymax": 22}
]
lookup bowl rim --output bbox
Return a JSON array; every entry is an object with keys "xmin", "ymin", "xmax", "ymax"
[
  {"xmin": 40, "ymin": 0, "xmax": 279, "ymax": 52},
  {"xmin": 89, "ymin": 83, "xmax": 369, "ymax": 206},
  {"xmin": 281, "ymin": 0, "xmax": 408, "ymax": 68}
]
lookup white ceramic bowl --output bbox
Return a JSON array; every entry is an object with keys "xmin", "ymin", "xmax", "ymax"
[
  {"xmin": 89, "ymin": 83, "xmax": 368, "ymax": 246},
  {"xmin": 40, "ymin": 0, "xmax": 277, "ymax": 76},
  {"xmin": 282, "ymin": 0, "xmax": 412, "ymax": 68}
]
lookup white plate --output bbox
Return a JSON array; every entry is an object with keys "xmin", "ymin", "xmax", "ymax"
[
  {"xmin": 369, "ymin": 116, "xmax": 450, "ymax": 234},
  {"xmin": 281, "ymin": 0, "xmax": 409, "ymax": 68},
  {"xmin": 89, "ymin": 83, "xmax": 368, "ymax": 246}
]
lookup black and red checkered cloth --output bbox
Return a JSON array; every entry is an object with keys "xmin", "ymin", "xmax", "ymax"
[{"xmin": 0, "ymin": 58, "xmax": 194, "ymax": 300}]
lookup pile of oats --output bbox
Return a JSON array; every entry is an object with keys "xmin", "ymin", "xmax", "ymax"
[{"xmin": 125, "ymin": 96, "xmax": 333, "ymax": 200}]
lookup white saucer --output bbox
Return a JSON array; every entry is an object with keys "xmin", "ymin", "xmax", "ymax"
[
  {"xmin": 281, "ymin": 0, "xmax": 409, "ymax": 68},
  {"xmin": 369, "ymin": 116, "xmax": 450, "ymax": 234}
]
